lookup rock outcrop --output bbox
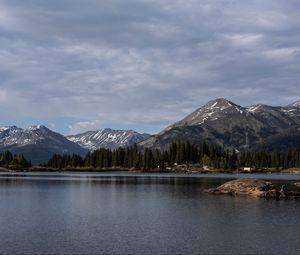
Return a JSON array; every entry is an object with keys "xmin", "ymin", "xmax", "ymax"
[
  {"xmin": 206, "ymin": 178, "xmax": 300, "ymax": 199},
  {"xmin": 206, "ymin": 178, "xmax": 280, "ymax": 198}
]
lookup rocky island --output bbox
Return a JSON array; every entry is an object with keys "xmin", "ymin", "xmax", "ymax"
[{"xmin": 206, "ymin": 178, "xmax": 300, "ymax": 200}]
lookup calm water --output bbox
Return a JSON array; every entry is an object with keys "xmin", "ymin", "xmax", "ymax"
[{"xmin": 0, "ymin": 172, "xmax": 299, "ymax": 255}]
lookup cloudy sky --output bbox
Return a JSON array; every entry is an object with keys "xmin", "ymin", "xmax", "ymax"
[{"xmin": 0, "ymin": 0, "xmax": 300, "ymax": 135}]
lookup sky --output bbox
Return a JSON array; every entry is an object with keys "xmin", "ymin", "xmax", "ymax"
[{"xmin": 0, "ymin": 0, "xmax": 300, "ymax": 135}]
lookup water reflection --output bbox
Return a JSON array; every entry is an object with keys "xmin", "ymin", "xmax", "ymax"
[{"xmin": 0, "ymin": 174, "xmax": 299, "ymax": 254}]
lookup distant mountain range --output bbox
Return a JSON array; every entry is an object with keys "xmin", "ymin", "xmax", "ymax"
[
  {"xmin": 1, "ymin": 98, "xmax": 300, "ymax": 163},
  {"xmin": 0, "ymin": 125, "xmax": 87, "ymax": 164},
  {"xmin": 0, "ymin": 126, "xmax": 150, "ymax": 163},
  {"xmin": 139, "ymin": 98, "xmax": 300, "ymax": 151},
  {"xmin": 67, "ymin": 129, "xmax": 150, "ymax": 151}
]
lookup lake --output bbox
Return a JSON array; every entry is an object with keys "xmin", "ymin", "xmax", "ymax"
[{"xmin": 0, "ymin": 172, "xmax": 299, "ymax": 254}]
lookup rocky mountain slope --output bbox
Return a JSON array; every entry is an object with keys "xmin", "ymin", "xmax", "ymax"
[
  {"xmin": 67, "ymin": 128, "xmax": 150, "ymax": 151},
  {"xmin": 0, "ymin": 125, "xmax": 87, "ymax": 164},
  {"xmin": 139, "ymin": 98, "xmax": 300, "ymax": 151}
]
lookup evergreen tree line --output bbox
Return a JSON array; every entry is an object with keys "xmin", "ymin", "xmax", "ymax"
[
  {"xmin": 0, "ymin": 151, "xmax": 31, "ymax": 168},
  {"xmin": 239, "ymin": 148, "xmax": 300, "ymax": 169},
  {"xmin": 47, "ymin": 142, "xmax": 300, "ymax": 171}
]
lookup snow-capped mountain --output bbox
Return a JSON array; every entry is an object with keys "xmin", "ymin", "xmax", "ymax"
[
  {"xmin": 2, "ymin": 98, "xmax": 300, "ymax": 163},
  {"xmin": 0, "ymin": 125, "xmax": 87, "ymax": 164},
  {"xmin": 67, "ymin": 128, "xmax": 150, "ymax": 151},
  {"xmin": 139, "ymin": 98, "xmax": 300, "ymax": 151},
  {"xmin": 289, "ymin": 100, "xmax": 300, "ymax": 108}
]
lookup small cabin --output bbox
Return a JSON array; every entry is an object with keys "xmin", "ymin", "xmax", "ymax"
[
  {"xmin": 242, "ymin": 167, "xmax": 254, "ymax": 172},
  {"xmin": 203, "ymin": 165, "xmax": 210, "ymax": 171}
]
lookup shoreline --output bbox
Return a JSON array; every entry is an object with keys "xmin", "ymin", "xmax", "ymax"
[
  {"xmin": 1, "ymin": 167, "xmax": 300, "ymax": 175},
  {"xmin": 1, "ymin": 170, "xmax": 300, "ymax": 181}
]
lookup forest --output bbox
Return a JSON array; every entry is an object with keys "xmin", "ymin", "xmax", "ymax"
[
  {"xmin": 2, "ymin": 142, "xmax": 300, "ymax": 171},
  {"xmin": 46, "ymin": 142, "xmax": 300, "ymax": 171},
  {"xmin": 0, "ymin": 150, "xmax": 32, "ymax": 169}
]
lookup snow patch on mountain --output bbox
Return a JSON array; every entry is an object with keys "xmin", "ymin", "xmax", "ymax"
[
  {"xmin": 289, "ymin": 100, "xmax": 300, "ymax": 108},
  {"xmin": 246, "ymin": 105, "xmax": 261, "ymax": 113},
  {"xmin": 0, "ymin": 125, "xmax": 88, "ymax": 163},
  {"xmin": 0, "ymin": 125, "xmax": 48, "ymax": 147},
  {"xmin": 67, "ymin": 128, "xmax": 150, "ymax": 151},
  {"xmin": 168, "ymin": 98, "xmax": 248, "ymax": 127}
]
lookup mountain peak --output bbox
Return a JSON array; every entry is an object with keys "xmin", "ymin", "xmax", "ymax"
[
  {"xmin": 289, "ymin": 100, "xmax": 300, "ymax": 108},
  {"xmin": 0, "ymin": 125, "xmax": 49, "ymax": 133},
  {"xmin": 139, "ymin": 98, "xmax": 300, "ymax": 151},
  {"xmin": 28, "ymin": 124, "xmax": 47, "ymax": 130},
  {"xmin": 0, "ymin": 126, "xmax": 18, "ymax": 132},
  {"xmin": 67, "ymin": 128, "xmax": 150, "ymax": 151},
  {"xmin": 206, "ymin": 98, "xmax": 235, "ymax": 108},
  {"xmin": 202, "ymin": 98, "xmax": 242, "ymax": 113},
  {"xmin": 0, "ymin": 124, "xmax": 87, "ymax": 164},
  {"xmin": 165, "ymin": 98, "xmax": 245, "ymax": 129}
]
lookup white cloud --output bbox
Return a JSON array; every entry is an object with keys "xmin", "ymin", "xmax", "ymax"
[
  {"xmin": 225, "ymin": 33, "xmax": 264, "ymax": 48},
  {"xmin": 0, "ymin": 4, "xmax": 18, "ymax": 30},
  {"xmin": 0, "ymin": 90, "xmax": 7, "ymax": 102},
  {"xmin": 0, "ymin": 0, "xmax": 299, "ymax": 134},
  {"xmin": 68, "ymin": 121, "xmax": 98, "ymax": 135},
  {"xmin": 263, "ymin": 47, "xmax": 300, "ymax": 60}
]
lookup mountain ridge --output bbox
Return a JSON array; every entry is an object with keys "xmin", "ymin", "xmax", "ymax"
[
  {"xmin": 1, "ymin": 98, "xmax": 300, "ymax": 163},
  {"xmin": 0, "ymin": 125, "xmax": 87, "ymax": 164},
  {"xmin": 67, "ymin": 128, "xmax": 150, "ymax": 151},
  {"xmin": 139, "ymin": 98, "xmax": 300, "ymax": 151}
]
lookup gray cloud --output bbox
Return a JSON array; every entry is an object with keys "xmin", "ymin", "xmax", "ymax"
[{"xmin": 0, "ymin": 0, "xmax": 299, "ymax": 134}]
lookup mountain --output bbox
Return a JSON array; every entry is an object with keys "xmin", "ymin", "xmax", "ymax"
[
  {"xmin": 0, "ymin": 125, "xmax": 87, "ymax": 164},
  {"xmin": 139, "ymin": 98, "xmax": 300, "ymax": 151},
  {"xmin": 67, "ymin": 128, "xmax": 150, "ymax": 151},
  {"xmin": 2, "ymin": 98, "xmax": 300, "ymax": 164}
]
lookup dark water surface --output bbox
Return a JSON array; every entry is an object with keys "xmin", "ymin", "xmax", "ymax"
[{"xmin": 0, "ymin": 172, "xmax": 299, "ymax": 255}]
